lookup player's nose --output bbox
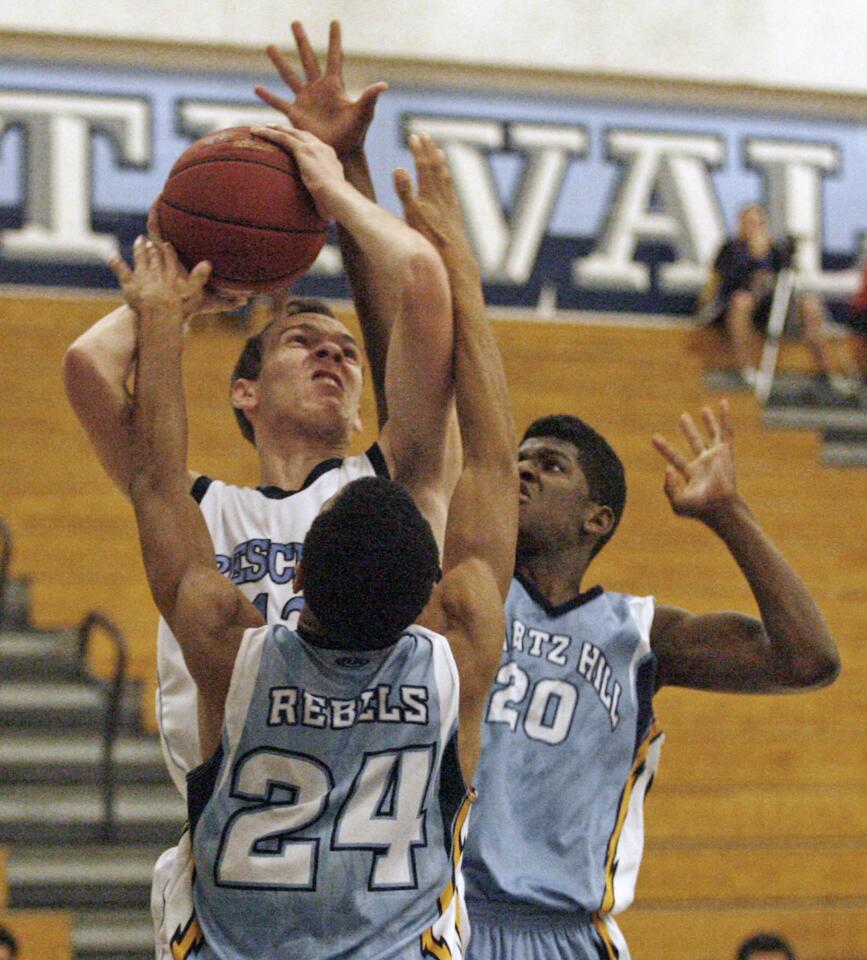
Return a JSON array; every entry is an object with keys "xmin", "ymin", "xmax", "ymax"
[{"xmin": 315, "ymin": 342, "xmax": 344, "ymax": 363}]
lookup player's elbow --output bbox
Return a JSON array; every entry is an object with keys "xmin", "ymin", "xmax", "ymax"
[
  {"xmin": 792, "ymin": 643, "xmax": 841, "ymax": 689},
  {"xmin": 127, "ymin": 463, "xmax": 153, "ymax": 501},
  {"xmin": 400, "ymin": 247, "xmax": 451, "ymax": 316},
  {"xmin": 781, "ymin": 637, "xmax": 841, "ymax": 690},
  {"xmin": 62, "ymin": 341, "xmax": 97, "ymax": 410},
  {"xmin": 127, "ymin": 450, "xmax": 184, "ymax": 504}
]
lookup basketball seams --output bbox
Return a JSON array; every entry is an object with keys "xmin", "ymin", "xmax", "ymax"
[
  {"xmin": 159, "ymin": 196, "xmax": 326, "ymax": 237},
  {"xmin": 168, "ymin": 154, "xmax": 303, "ymax": 180},
  {"xmin": 157, "ymin": 125, "xmax": 326, "ymax": 293}
]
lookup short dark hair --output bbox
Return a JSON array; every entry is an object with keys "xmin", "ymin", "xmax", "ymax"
[
  {"xmin": 522, "ymin": 414, "xmax": 626, "ymax": 559},
  {"xmin": 230, "ymin": 298, "xmax": 337, "ymax": 445},
  {"xmin": 737, "ymin": 934, "xmax": 796, "ymax": 960},
  {"xmin": 301, "ymin": 477, "xmax": 439, "ymax": 648},
  {"xmin": 0, "ymin": 925, "xmax": 18, "ymax": 958}
]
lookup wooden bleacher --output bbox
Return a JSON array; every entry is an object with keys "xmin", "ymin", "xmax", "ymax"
[
  {"xmin": 0, "ymin": 909, "xmax": 72, "ymax": 960},
  {"xmin": 1, "ymin": 293, "xmax": 865, "ymax": 958}
]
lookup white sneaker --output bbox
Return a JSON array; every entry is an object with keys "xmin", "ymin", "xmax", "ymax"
[
  {"xmin": 827, "ymin": 373, "xmax": 858, "ymax": 398},
  {"xmin": 740, "ymin": 366, "xmax": 758, "ymax": 387}
]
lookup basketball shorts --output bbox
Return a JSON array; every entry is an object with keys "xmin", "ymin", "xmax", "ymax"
[
  {"xmin": 151, "ymin": 833, "xmax": 200, "ymax": 960},
  {"xmin": 465, "ymin": 899, "xmax": 629, "ymax": 960}
]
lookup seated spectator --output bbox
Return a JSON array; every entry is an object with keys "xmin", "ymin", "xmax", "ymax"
[
  {"xmin": 845, "ymin": 258, "xmax": 867, "ymax": 395},
  {"xmin": 700, "ymin": 204, "xmax": 851, "ymax": 394},
  {"xmin": 736, "ymin": 932, "xmax": 796, "ymax": 960},
  {"xmin": 0, "ymin": 924, "xmax": 18, "ymax": 960}
]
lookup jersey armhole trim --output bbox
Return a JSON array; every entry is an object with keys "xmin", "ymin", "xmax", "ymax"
[
  {"xmin": 187, "ymin": 741, "xmax": 224, "ymax": 839},
  {"xmin": 191, "ymin": 475, "xmax": 213, "ymax": 504},
  {"xmin": 365, "ymin": 442, "xmax": 390, "ymax": 479}
]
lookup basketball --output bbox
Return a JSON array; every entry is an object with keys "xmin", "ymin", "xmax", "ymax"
[{"xmin": 155, "ymin": 126, "xmax": 327, "ymax": 294}]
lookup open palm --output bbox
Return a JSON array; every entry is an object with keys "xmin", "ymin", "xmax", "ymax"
[
  {"xmin": 255, "ymin": 21, "xmax": 387, "ymax": 156},
  {"xmin": 651, "ymin": 401, "xmax": 738, "ymax": 519}
]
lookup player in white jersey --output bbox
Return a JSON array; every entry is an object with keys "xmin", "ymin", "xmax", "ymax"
[
  {"xmin": 63, "ymin": 22, "xmax": 457, "ymax": 796},
  {"xmin": 463, "ymin": 407, "xmax": 840, "ymax": 960},
  {"xmin": 114, "ymin": 128, "xmax": 517, "ymax": 958}
]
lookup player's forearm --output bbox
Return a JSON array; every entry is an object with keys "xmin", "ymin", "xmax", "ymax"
[
  {"xmin": 129, "ymin": 305, "xmax": 190, "ymax": 498},
  {"xmin": 450, "ymin": 253, "xmax": 513, "ymax": 472},
  {"xmin": 442, "ymin": 255, "xmax": 517, "ymax": 596},
  {"xmin": 63, "ymin": 304, "xmax": 138, "ymax": 489},
  {"xmin": 336, "ymin": 149, "xmax": 398, "ymax": 426},
  {"xmin": 705, "ymin": 496, "xmax": 839, "ymax": 687},
  {"xmin": 329, "ymin": 181, "xmax": 439, "ymax": 288},
  {"xmin": 65, "ymin": 303, "xmax": 137, "ymax": 382}
]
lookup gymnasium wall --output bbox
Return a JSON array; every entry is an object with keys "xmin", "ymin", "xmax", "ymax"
[
  {"xmin": 3, "ymin": 0, "xmax": 867, "ymax": 96},
  {"xmin": 2, "ymin": 56, "xmax": 867, "ymax": 318},
  {"xmin": 5, "ymin": 1, "xmax": 867, "ymax": 318}
]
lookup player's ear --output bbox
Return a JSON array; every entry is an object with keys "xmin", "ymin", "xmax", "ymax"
[
  {"xmin": 583, "ymin": 504, "xmax": 615, "ymax": 539},
  {"xmin": 231, "ymin": 377, "xmax": 259, "ymax": 414}
]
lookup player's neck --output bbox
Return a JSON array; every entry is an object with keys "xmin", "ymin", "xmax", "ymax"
[
  {"xmin": 516, "ymin": 549, "xmax": 591, "ymax": 607},
  {"xmin": 256, "ymin": 439, "xmax": 347, "ymax": 490}
]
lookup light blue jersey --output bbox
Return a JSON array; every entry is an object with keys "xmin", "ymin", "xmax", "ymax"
[
  {"xmin": 464, "ymin": 575, "xmax": 663, "ymax": 960},
  {"xmin": 186, "ymin": 622, "xmax": 471, "ymax": 960}
]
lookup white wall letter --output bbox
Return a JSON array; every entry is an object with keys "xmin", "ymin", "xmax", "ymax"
[
  {"xmin": 574, "ymin": 129, "xmax": 725, "ymax": 293},
  {"xmin": 406, "ymin": 115, "xmax": 586, "ymax": 283},
  {"xmin": 745, "ymin": 138, "xmax": 855, "ymax": 296},
  {"xmin": 0, "ymin": 91, "xmax": 150, "ymax": 262}
]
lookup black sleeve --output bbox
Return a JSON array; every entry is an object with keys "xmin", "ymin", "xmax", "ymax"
[{"xmin": 713, "ymin": 239, "xmax": 733, "ymax": 275}]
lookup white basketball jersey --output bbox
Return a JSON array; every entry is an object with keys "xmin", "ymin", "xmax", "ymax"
[{"xmin": 156, "ymin": 446, "xmax": 387, "ymax": 796}]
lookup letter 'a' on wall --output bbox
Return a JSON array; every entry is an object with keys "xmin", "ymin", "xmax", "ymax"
[{"xmin": 0, "ymin": 60, "xmax": 863, "ymax": 312}]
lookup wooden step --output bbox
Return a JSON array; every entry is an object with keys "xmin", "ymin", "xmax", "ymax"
[
  {"xmin": 0, "ymin": 908, "xmax": 72, "ymax": 960},
  {"xmin": 618, "ymin": 903, "xmax": 867, "ymax": 960},
  {"xmin": 637, "ymin": 841, "xmax": 867, "ymax": 903},
  {"xmin": 645, "ymin": 784, "xmax": 867, "ymax": 842}
]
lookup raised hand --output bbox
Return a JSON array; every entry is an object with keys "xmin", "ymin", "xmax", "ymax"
[
  {"xmin": 255, "ymin": 20, "xmax": 387, "ymax": 156},
  {"xmin": 393, "ymin": 134, "xmax": 472, "ymax": 256},
  {"xmin": 251, "ymin": 125, "xmax": 347, "ymax": 220},
  {"xmin": 146, "ymin": 203, "xmax": 249, "ymax": 316},
  {"xmin": 108, "ymin": 236, "xmax": 212, "ymax": 321},
  {"xmin": 651, "ymin": 400, "xmax": 738, "ymax": 522}
]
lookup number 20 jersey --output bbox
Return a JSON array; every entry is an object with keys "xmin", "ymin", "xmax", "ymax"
[
  {"xmin": 188, "ymin": 622, "xmax": 471, "ymax": 960},
  {"xmin": 463, "ymin": 575, "xmax": 663, "ymax": 921},
  {"xmin": 156, "ymin": 446, "xmax": 387, "ymax": 797}
]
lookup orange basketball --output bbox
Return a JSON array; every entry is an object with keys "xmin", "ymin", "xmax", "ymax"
[{"xmin": 155, "ymin": 126, "xmax": 327, "ymax": 294}]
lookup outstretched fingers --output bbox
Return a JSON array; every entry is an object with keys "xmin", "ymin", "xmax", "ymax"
[
  {"xmin": 325, "ymin": 20, "xmax": 342, "ymax": 77},
  {"xmin": 700, "ymin": 405, "xmax": 720, "ymax": 444},
  {"xmin": 679, "ymin": 412, "xmax": 706, "ymax": 456},
  {"xmin": 188, "ymin": 260, "xmax": 213, "ymax": 293},
  {"xmin": 107, "ymin": 252, "xmax": 132, "ymax": 287},
  {"xmin": 147, "ymin": 202, "xmax": 164, "ymax": 241},
  {"xmin": 651, "ymin": 433, "xmax": 690, "ymax": 475},
  {"xmin": 264, "ymin": 44, "xmax": 302, "ymax": 95},
  {"xmin": 718, "ymin": 398, "xmax": 734, "ymax": 445},
  {"xmin": 408, "ymin": 134, "xmax": 432, "ymax": 196},
  {"xmin": 392, "ymin": 167, "xmax": 416, "ymax": 219},
  {"xmin": 292, "ymin": 20, "xmax": 321, "ymax": 81},
  {"xmin": 662, "ymin": 465, "xmax": 684, "ymax": 502},
  {"xmin": 254, "ymin": 83, "xmax": 293, "ymax": 115},
  {"xmin": 355, "ymin": 81, "xmax": 389, "ymax": 122}
]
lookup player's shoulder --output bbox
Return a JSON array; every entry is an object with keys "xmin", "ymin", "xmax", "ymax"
[{"xmin": 195, "ymin": 444, "xmax": 387, "ymax": 503}]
